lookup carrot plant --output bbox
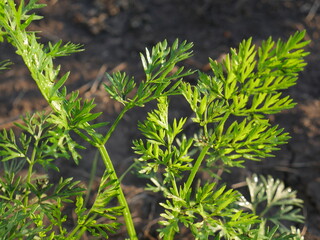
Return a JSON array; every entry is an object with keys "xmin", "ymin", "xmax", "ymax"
[{"xmin": 0, "ymin": 1, "xmax": 309, "ymax": 239}]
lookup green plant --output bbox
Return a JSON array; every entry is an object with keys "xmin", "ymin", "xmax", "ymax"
[{"xmin": 0, "ymin": 1, "xmax": 309, "ymax": 239}]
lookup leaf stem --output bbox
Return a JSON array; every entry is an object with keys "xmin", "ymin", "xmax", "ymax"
[
  {"xmin": 85, "ymin": 150, "xmax": 99, "ymax": 205},
  {"xmin": 24, "ymin": 138, "xmax": 39, "ymax": 207},
  {"xmin": 184, "ymin": 145, "xmax": 211, "ymax": 194},
  {"xmin": 165, "ymin": 229, "xmax": 176, "ymax": 240},
  {"xmin": 164, "ymin": 145, "xmax": 211, "ymax": 239},
  {"xmin": 68, "ymin": 224, "xmax": 86, "ymax": 239},
  {"xmin": 102, "ymin": 104, "xmax": 131, "ymax": 145},
  {"xmin": 97, "ymin": 145, "xmax": 138, "ymax": 240},
  {"xmin": 119, "ymin": 161, "xmax": 138, "ymax": 183}
]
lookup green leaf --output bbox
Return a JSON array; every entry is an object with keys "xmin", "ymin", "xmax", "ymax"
[
  {"xmin": 239, "ymin": 174, "xmax": 304, "ymax": 233},
  {"xmin": 49, "ymin": 71, "xmax": 70, "ymax": 99},
  {"xmin": 0, "ymin": 59, "xmax": 11, "ymax": 71}
]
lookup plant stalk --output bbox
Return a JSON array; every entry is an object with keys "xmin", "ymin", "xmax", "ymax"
[
  {"xmin": 165, "ymin": 228, "xmax": 176, "ymax": 240},
  {"xmin": 184, "ymin": 145, "xmax": 211, "ymax": 193},
  {"xmin": 97, "ymin": 145, "xmax": 138, "ymax": 240},
  {"xmin": 102, "ymin": 104, "xmax": 132, "ymax": 145},
  {"xmin": 164, "ymin": 145, "xmax": 211, "ymax": 239},
  {"xmin": 24, "ymin": 138, "xmax": 39, "ymax": 207}
]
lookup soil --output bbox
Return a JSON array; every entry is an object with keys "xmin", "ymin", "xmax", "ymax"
[{"xmin": 1, "ymin": 0, "xmax": 320, "ymax": 239}]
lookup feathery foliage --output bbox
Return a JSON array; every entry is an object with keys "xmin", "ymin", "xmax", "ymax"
[{"xmin": 0, "ymin": 1, "xmax": 309, "ymax": 239}]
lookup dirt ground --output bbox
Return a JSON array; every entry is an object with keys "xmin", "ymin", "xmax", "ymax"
[{"xmin": 1, "ymin": 0, "xmax": 320, "ymax": 239}]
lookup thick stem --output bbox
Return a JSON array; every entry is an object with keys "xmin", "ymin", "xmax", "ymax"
[{"xmin": 98, "ymin": 145, "xmax": 138, "ymax": 240}]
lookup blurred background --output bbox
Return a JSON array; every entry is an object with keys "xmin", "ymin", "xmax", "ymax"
[{"xmin": 0, "ymin": 0, "xmax": 319, "ymax": 239}]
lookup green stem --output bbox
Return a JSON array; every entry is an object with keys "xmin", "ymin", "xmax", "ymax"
[
  {"xmin": 24, "ymin": 138, "xmax": 39, "ymax": 207},
  {"xmin": 26, "ymin": 162, "xmax": 34, "ymax": 186},
  {"xmin": 102, "ymin": 86, "xmax": 174, "ymax": 145},
  {"xmin": 184, "ymin": 145, "xmax": 211, "ymax": 194},
  {"xmin": 260, "ymin": 203, "xmax": 273, "ymax": 218},
  {"xmin": 68, "ymin": 223, "xmax": 87, "ymax": 239},
  {"xmin": 73, "ymin": 128, "xmax": 97, "ymax": 146},
  {"xmin": 102, "ymin": 104, "xmax": 131, "ymax": 145},
  {"xmin": 98, "ymin": 145, "xmax": 138, "ymax": 240},
  {"xmin": 27, "ymin": 139, "xmax": 39, "ymax": 182},
  {"xmin": 85, "ymin": 150, "xmax": 99, "ymax": 205},
  {"xmin": 102, "ymin": 90, "xmax": 158, "ymax": 145},
  {"xmin": 203, "ymin": 109, "xmax": 209, "ymax": 139},
  {"xmin": 75, "ymin": 227, "xmax": 87, "ymax": 239},
  {"xmin": 165, "ymin": 145, "xmax": 211, "ymax": 240},
  {"xmin": 119, "ymin": 161, "xmax": 138, "ymax": 183},
  {"xmin": 24, "ymin": 162, "xmax": 34, "ymax": 207},
  {"xmin": 164, "ymin": 229, "xmax": 175, "ymax": 240}
]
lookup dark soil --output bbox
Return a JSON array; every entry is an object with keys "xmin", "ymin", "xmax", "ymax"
[{"xmin": 1, "ymin": 0, "xmax": 320, "ymax": 239}]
